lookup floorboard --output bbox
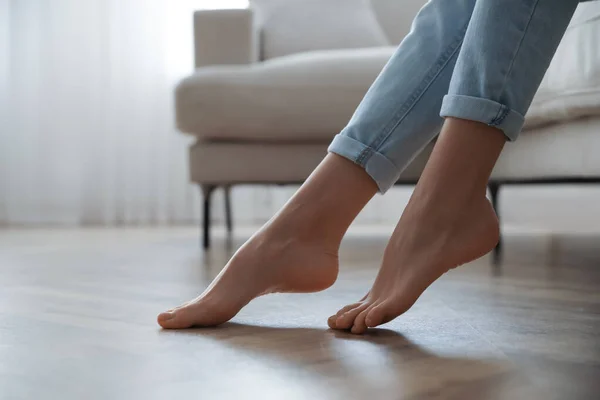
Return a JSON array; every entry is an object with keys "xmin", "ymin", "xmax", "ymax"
[{"xmin": 0, "ymin": 228, "xmax": 599, "ymax": 400}]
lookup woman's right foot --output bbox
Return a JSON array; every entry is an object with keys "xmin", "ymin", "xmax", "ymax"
[
  {"xmin": 328, "ymin": 118, "xmax": 506, "ymax": 334},
  {"xmin": 158, "ymin": 226, "xmax": 339, "ymax": 329},
  {"xmin": 328, "ymin": 195, "xmax": 499, "ymax": 334}
]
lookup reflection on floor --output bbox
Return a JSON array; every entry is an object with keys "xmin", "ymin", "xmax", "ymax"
[{"xmin": 0, "ymin": 228, "xmax": 599, "ymax": 400}]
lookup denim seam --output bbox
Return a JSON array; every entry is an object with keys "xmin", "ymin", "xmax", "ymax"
[
  {"xmin": 489, "ymin": 105, "xmax": 509, "ymax": 125},
  {"xmin": 495, "ymin": 0, "xmax": 541, "ymax": 109},
  {"xmin": 330, "ymin": 135, "xmax": 395, "ymax": 171},
  {"xmin": 356, "ymin": 146, "xmax": 373, "ymax": 166},
  {"xmin": 355, "ymin": 21, "xmax": 469, "ymax": 166}
]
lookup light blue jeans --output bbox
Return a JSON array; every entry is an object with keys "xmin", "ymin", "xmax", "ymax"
[{"xmin": 328, "ymin": 0, "xmax": 583, "ymax": 193}]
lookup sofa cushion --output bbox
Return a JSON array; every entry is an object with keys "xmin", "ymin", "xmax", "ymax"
[
  {"xmin": 492, "ymin": 117, "xmax": 600, "ymax": 180},
  {"xmin": 189, "ymin": 117, "xmax": 600, "ymax": 185},
  {"xmin": 176, "ymin": 47, "xmax": 396, "ymax": 141},
  {"xmin": 525, "ymin": 1, "xmax": 600, "ymax": 129},
  {"xmin": 189, "ymin": 141, "xmax": 433, "ymax": 185},
  {"xmin": 178, "ymin": 1, "xmax": 600, "ymax": 141},
  {"xmin": 251, "ymin": 0, "xmax": 389, "ymax": 60}
]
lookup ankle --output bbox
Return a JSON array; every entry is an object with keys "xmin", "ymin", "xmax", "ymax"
[
  {"xmin": 264, "ymin": 216, "xmax": 343, "ymax": 255},
  {"xmin": 399, "ymin": 190, "xmax": 489, "ymax": 242},
  {"xmin": 256, "ymin": 154, "xmax": 376, "ymax": 252}
]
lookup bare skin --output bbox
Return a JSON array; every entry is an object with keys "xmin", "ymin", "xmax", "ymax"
[
  {"xmin": 157, "ymin": 154, "xmax": 377, "ymax": 329},
  {"xmin": 328, "ymin": 118, "xmax": 506, "ymax": 334},
  {"xmin": 158, "ymin": 118, "xmax": 506, "ymax": 331},
  {"xmin": 328, "ymin": 194, "xmax": 499, "ymax": 334}
]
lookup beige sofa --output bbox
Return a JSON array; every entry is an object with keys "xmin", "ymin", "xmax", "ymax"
[{"xmin": 176, "ymin": 1, "xmax": 600, "ymax": 264}]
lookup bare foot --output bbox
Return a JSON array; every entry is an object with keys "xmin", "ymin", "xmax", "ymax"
[
  {"xmin": 157, "ymin": 226, "xmax": 338, "ymax": 329},
  {"xmin": 328, "ymin": 195, "xmax": 499, "ymax": 334},
  {"xmin": 157, "ymin": 154, "xmax": 378, "ymax": 329}
]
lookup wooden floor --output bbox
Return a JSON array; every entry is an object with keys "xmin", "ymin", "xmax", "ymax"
[{"xmin": 0, "ymin": 227, "xmax": 599, "ymax": 400}]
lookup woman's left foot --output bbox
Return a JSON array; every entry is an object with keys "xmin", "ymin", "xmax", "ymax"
[
  {"xmin": 157, "ymin": 226, "xmax": 339, "ymax": 329},
  {"xmin": 328, "ymin": 194, "xmax": 499, "ymax": 334},
  {"xmin": 158, "ymin": 154, "xmax": 377, "ymax": 329}
]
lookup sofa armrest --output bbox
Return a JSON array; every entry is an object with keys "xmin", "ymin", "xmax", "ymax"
[{"xmin": 194, "ymin": 9, "xmax": 258, "ymax": 68}]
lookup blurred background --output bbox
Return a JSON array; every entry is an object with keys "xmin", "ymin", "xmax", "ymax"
[
  {"xmin": 1, "ymin": 0, "xmax": 599, "ymax": 235},
  {"xmin": 1, "ymin": 2, "xmax": 600, "ymax": 399}
]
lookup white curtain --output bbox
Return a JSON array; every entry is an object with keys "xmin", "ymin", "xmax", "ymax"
[
  {"xmin": 0, "ymin": 0, "xmax": 251, "ymax": 226},
  {"xmin": 2, "ymin": 0, "xmax": 598, "ymax": 232},
  {"xmin": 0, "ymin": 0, "xmax": 412, "ymax": 228}
]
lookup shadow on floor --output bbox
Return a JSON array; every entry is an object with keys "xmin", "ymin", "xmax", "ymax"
[{"xmin": 160, "ymin": 323, "xmax": 536, "ymax": 399}]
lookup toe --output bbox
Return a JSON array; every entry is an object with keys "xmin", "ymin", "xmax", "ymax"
[
  {"xmin": 157, "ymin": 304, "xmax": 198, "ymax": 329},
  {"xmin": 335, "ymin": 303, "xmax": 369, "ymax": 330},
  {"xmin": 350, "ymin": 307, "xmax": 370, "ymax": 335},
  {"xmin": 328, "ymin": 302, "xmax": 362, "ymax": 329},
  {"xmin": 161, "ymin": 298, "xmax": 197, "ymax": 316},
  {"xmin": 336, "ymin": 302, "xmax": 362, "ymax": 318},
  {"xmin": 365, "ymin": 302, "xmax": 388, "ymax": 328},
  {"xmin": 327, "ymin": 315, "xmax": 338, "ymax": 329},
  {"xmin": 157, "ymin": 311, "xmax": 178, "ymax": 328}
]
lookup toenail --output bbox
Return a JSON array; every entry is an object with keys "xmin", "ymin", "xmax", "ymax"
[{"xmin": 161, "ymin": 312, "xmax": 175, "ymax": 321}]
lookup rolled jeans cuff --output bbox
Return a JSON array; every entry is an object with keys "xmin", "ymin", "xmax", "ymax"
[
  {"xmin": 328, "ymin": 134, "xmax": 399, "ymax": 193},
  {"xmin": 440, "ymin": 94, "xmax": 525, "ymax": 141}
]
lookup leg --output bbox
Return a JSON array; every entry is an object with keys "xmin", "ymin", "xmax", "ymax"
[
  {"xmin": 224, "ymin": 185, "xmax": 233, "ymax": 234},
  {"xmin": 488, "ymin": 182, "xmax": 502, "ymax": 266},
  {"xmin": 158, "ymin": 0, "xmax": 470, "ymax": 329},
  {"xmin": 330, "ymin": 120, "xmax": 504, "ymax": 333},
  {"xmin": 330, "ymin": 0, "xmax": 580, "ymax": 334},
  {"xmin": 158, "ymin": 154, "xmax": 377, "ymax": 328},
  {"xmin": 328, "ymin": 0, "xmax": 477, "ymax": 192},
  {"xmin": 201, "ymin": 184, "xmax": 216, "ymax": 249}
]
